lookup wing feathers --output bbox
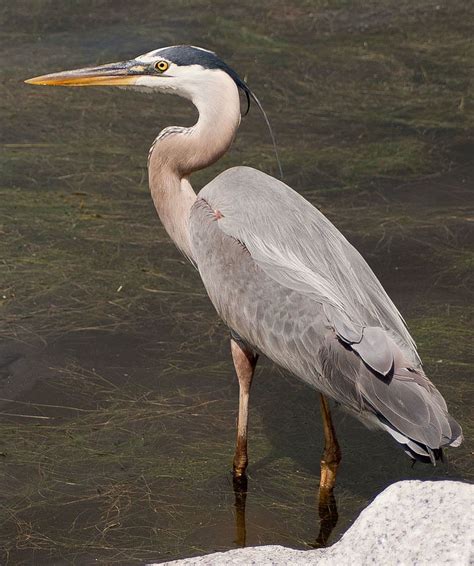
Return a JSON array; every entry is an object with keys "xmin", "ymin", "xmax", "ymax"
[
  {"xmin": 325, "ymin": 305, "xmax": 364, "ymax": 344},
  {"xmin": 351, "ymin": 327, "xmax": 394, "ymax": 376},
  {"xmin": 206, "ymin": 166, "xmax": 420, "ymax": 367}
]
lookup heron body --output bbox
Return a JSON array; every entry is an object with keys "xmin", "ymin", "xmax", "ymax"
[
  {"xmin": 26, "ymin": 46, "xmax": 462, "ymax": 484},
  {"xmin": 191, "ymin": 167, "xmax": 461, "ymax": 462}
]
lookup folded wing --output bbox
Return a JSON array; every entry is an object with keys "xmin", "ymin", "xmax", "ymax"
[{"xmin": 201, "ymin": 166, "xmax": 420, "ymax": 374}]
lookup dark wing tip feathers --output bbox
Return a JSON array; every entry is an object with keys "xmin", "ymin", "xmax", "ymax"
[
  {"xmin": 338, "ymin": 325, "xmax": 464, "ymax": 465},
  {"xmin": 405, "ymin": 444, "xmax": 443, "ymax": 465},
  {"xmin": 377, "ymin": 412, "xmax": 451, "ymax": 465},
  {"xmin": 374, "ymin": 390, "xmax": 462, "ymax": 466}
]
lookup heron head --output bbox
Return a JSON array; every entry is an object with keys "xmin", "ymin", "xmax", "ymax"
[
  {"xmin": 26, "ymin": 44, "xmax": 282, "ymax": 176},
  {"xmin": 25, "ymin": 45, "xmax": 252, "ymax": 110}
]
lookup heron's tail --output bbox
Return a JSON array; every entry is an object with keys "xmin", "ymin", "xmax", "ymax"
[
  {"xmin": 322, "ymin": 324, "xmax": 463, "ymax": 466},
  {"xmin": 378, "ymin": 411, "xmax": 463, "ymax": 465},
  {"xmin": 347, "ymin": 331, "xmax": 464, "ymax": 466}
]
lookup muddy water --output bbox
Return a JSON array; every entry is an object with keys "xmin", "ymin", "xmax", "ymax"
[{"xmin": 1, "ymin": 1, "xmax": 472, "ymax": 564}]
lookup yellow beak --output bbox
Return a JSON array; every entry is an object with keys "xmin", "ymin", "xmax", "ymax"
[{"xmin": 25, "ymin": 60, "xmax": 145, "ymax": 87}]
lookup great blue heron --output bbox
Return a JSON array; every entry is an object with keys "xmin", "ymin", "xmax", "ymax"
[{"xmin": 26, "ymin": 45, "xmax": 462, "ymax": 495}]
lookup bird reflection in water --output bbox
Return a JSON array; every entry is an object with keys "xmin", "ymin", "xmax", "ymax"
[
  {"xmin": 231, "ymin": 473, "xmax": 338, "ymax": 549},
  {"xmin": 232, "ymin": 475, "xmax": 248, "ymax": 547}
]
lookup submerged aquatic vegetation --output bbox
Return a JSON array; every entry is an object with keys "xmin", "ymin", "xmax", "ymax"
[{"xmin": 0, "ymin": 361, "xmax": 364, "ymax": 563}]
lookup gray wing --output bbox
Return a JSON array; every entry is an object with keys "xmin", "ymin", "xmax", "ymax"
[
  {"xmin": 189, "ymin": 166, "xmax": 462, "ymax": 456},
  {"xmin": 197, "ymin": 166, "xmax": 420, "ymax": 373}
]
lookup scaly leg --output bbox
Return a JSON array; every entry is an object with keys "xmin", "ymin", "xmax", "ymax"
[
  {"xmin": 310, "ymin": 394, "xmax": 341, "ymax": 547},
  {"xmin": 230, "ymin": 337, "xmax": 258, "ymax": 477},
  {"xmin": 319, "ymin": 393, "xmax": 341, "ymax": 490}
]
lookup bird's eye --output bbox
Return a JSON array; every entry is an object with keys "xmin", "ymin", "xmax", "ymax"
[{"xmin": 155, "ymin": 60, "xmax": 169, "ymax": 73}]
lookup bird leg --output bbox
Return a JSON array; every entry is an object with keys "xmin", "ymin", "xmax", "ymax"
[
  {"xmin": 230, "ymin": 337, "xmax": 258, "ymax": 477},
  {"xmin": 319, "ymin": 393, "xmax": 341, "ymax": 490}
]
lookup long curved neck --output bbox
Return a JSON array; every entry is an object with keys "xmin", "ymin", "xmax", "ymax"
[{"xmin": 148, "ymin": 71, "xmax": 241, "ymax": 260}]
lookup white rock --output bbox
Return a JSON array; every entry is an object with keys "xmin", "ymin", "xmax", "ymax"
[{"xmin": 159, "ymin": 480, "xmax": 473, "ymax": 566}]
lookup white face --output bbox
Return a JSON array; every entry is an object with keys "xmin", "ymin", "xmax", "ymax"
[{"xmin": 129, "ymin": 50, "xmax": 231, "ymax": 103}]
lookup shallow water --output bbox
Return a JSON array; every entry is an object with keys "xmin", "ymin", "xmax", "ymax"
[{"xmin": 1, "ymin": 1, "xmax": 473, "ymax": 564}]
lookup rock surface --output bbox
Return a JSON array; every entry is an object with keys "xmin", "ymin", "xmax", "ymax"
[{"xmin": 160, "ymin": 480, "xmax": 473, "ymax": 566}]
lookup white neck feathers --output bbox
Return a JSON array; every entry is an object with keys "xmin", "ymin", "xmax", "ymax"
[{"xmin": 148, "ymin": 69, "xmax": 241, "ymax": 260}]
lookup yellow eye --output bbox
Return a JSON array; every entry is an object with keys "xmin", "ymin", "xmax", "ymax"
[{"xmin": 155, "ymin": 60, "xmax": 169, "ymax": 73}]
